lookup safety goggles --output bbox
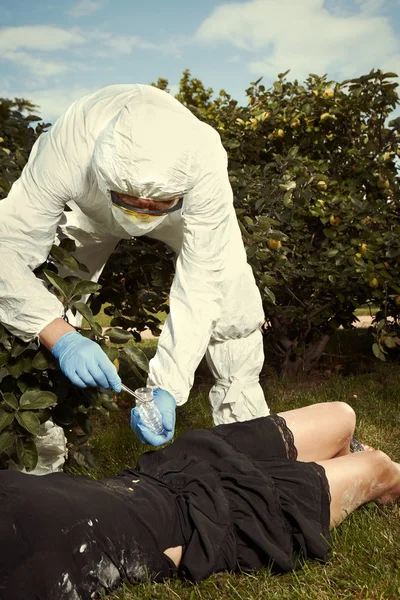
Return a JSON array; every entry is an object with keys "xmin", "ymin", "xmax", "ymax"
[{"xmin": 110, "ymin": 190, "xmax": 183, "ymax": 216}]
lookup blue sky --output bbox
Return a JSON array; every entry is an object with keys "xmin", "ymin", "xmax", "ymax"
[{"xmin": 1, "ymin": 0, "xmax": 400, "ymax": 122}]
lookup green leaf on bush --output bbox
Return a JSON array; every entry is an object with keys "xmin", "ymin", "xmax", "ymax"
[
  {"xmin": 74, "ymin": 302, "xmax": 103, "ymax": 336},
  {"xmin": 2, "ymin": 393, "xmax": 18, "ymax": 410},
  {"xmin": 263, "ymin": 287, "xmax": 276, "ymax": 304},
  {"xmin": 50, "ymin": 245, "xmax": 80, "ymax": 272},
  {"xmin": 0, "ymin": 351, "xmax": 9, "ymax": 368},
  {"xmin": 104, "ymin": 346, "xmax": 119, "ymax": 363},
  {"xmin": 10, "ymin": 338, "xmax": 29, "ymax": 358},
  {"xmin": 7, "ymin": 356, "xmax": 25, "ymax": 378},
  {"xmin": 384, "ymin": 336, "xmax": 397, "ymax": 349},
  {"xmin": 0, "ymin": 430, "xmax": 14, "ymax": 454},
  {"xmin": 372, "ymin": 343, "xmax": 386, "ymax": 361},
  {"xmin": 0, "ymin": 409, "xmax": 14, "ymax": 432},
  {"xmin": 103, "ymin": 328, "xmax": 133, "ymax": 343},
  {"xmin": 16, "ymin": 438, "xmax": 38, "ymax": 472},
  {"xmin": 43, "ymin": 269, "xmax": 71, "ymax": 297},
  {"xmin": 19, "ymin": 389, "xmax": 57, "ymax": 410},
  {"xmin": 121, "ymin": 345, "xmax": 149, "ymax": 373},
  {"xmin": 71, "ymin": 280, "xmax": 102, "ymax": 298},
  {"xmin": 325, "ymin": 249, "xmax": 339, "ymax": 257},
  {"xmin": 32, "ymin": 351, "xmax": 52, "ymax": 370},
  {"xmin": 16, "ymin": 411, "xmax": 41, "ymax": 435},
  {"xmin": 15, "ymin": 149, "xmax": 26, "ymax": 168}
]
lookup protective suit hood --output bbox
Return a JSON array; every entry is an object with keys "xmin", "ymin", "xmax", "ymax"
[{"xmin": 92, "ymin": 102, "xmax": 198, "ymax": 202}]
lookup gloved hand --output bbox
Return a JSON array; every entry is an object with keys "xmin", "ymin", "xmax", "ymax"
[
  {"xmin": 51, "ymin": 331, "xmax": 121, "ymax": 391},
  {"xmin": 130, "ymin": 388, "xmax": 176, "ymax": 446}
]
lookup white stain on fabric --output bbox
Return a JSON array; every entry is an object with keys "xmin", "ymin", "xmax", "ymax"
[
  {"xmin": 96, "ymin": 555, "xmax": 121, "ymax": 588},
  {"xmin": 57, "ymin": 572, "xmax": 80, "ymax": 600},
  {"xmin": 120, "ymin": 548, "xmax": 148, "ymax": 581}
]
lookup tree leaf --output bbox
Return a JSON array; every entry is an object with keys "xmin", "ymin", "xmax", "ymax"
[
  {"xmin": 2, "ymin": 393, "xmax": 18, "ymax": 410},
  {"xmin": 32, "ymin": 351, "xmax": 52, "ymax": 370},
  {"xmin": 70, "ymin": 280, "xmax": 102, "ymax": 298},
  {"xmin": 384, "ymin": 336, "xmax": 396, "ymax": 349},
  {"xmin": 103, "ymin": 346, "xmax": 119, "ymax": 363},
  {"xmin": 15, "ymin": 411, "xmax": 41, "ymax": 435},
  {"xmin": 10, "ymin": 338, "xmax": 29, "ymax": 358},
  {"xmin": 0, "ymin": 409, "xmax": 14, "ymax": 432},
  {"xmin": 0, "ymin": 430, "xmax": 14, "ymax": 454},
  {"xmin": 6, "ymin": 356, "xmax": 25, "ymax": 378},
  {"xmin": 0, "ymin": 351, "xmax": 9, "ymax": 367},
  {"xmin": 15, "ymin": 149, "xmax": 26, "ymax": 168},
  {"xmin": 372, "ymin": 343, "xmax": 386, "ymax": 361},
  {"xmin": 43, "ymin": 269, "xmax": 71, "ymax": 297},
  {"xmin": 19, "ymin": 389, "xmax": 57, "ymax": 410},
  {"xmin": 121, "ymin": 345, "xmax": 149, "ymax": 373},
  {"xmin": 16, "ymin": 437, "xmax": 38, "ymax": 472},
  {"xmin": 263, "ymin": 287, "xmax": 276, "ymax": 304},
  {"xmin": 74, "ymin": 302, "xmax": 103, "ymax": 336},
  {"xmin": 103, "ymin": 328, "xmax": 133, "ymax": 343},
  {"xmin": 50, "ymin": 245, "xmax": 80, "ymax": 272}
]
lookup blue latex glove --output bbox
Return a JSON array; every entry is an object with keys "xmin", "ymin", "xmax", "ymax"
[
  {"xmin": 130, "ymin": 388, "xmax": 176, "ymax": 446},
  {"xmin": 52, "ymin": 331, "xmax": 121, "ymax": 392}
]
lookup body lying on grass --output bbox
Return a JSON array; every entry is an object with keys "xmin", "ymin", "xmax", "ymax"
[{"xmin": 1, "ymin": 399, "xmax": 399, "ymax": 600}]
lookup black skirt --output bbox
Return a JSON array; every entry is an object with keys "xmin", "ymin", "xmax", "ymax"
[
  {"xmin": 0, "ymin": 415, "xmax": 331, "ymax": 599},
  {"xmin": 135, "ymin": 414, "xmax": 332, "ymax": 581}
]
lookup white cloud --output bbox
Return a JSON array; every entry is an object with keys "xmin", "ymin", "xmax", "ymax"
[
  {"xmin": 0, "ymin": 25, "xmax": 84, "ymax": 52},
  {"xmin": 100, "ymin": 34, "xmax": 180, "ymax": 57},
  {"xmin": 104, "ymin": 35, "xmax": 159, "ymax": 55},
  {"xmin": 0, "ymin": 87, "xmax": 96, "ymax": 122},
  {"xmin": 0, "ymin": 26, "xmax": 85, "ymax": 78},
  {"xmin": 196, "ymin": 0, "xmax": 400, "ymax": 82},
  {"xmin": 68, "ymin": 0, "xmax": 103, "ymax": 18},
  {"xmin": 2, "ymin": 51, "xmax": 68, "ymax": 76},
  {"xmin": 0, "ymin": 23, "xmax": 179, "ymax": 82}
]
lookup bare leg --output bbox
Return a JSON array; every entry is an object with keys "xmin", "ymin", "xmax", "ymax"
[
  {"xmin": 278, "ymin": 401, "xmax": 356, "ymax": 462},
  {"xmin": 317, "ymin": 450, "xmax": 400, "ymax": 528}
]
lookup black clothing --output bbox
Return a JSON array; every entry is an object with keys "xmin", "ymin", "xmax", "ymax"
[{"xmin": 0, "ymin": 415, "xmax": 331, "ymax": 599}]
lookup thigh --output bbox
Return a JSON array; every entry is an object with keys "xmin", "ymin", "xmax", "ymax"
[{"xmin": 278, "ymin": 402, "xmax": 356, "ymax": 462}]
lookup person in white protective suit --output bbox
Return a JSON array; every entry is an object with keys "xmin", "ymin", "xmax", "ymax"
[{"xmin": 0, "ymin": 84, "xmax": 269, "ymax": 458}]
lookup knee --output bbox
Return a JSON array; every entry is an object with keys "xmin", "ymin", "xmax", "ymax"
[
  {"xmin": 371, "ymin": 449, "xmax": 393, "ymax": 477},
  {"xmin": 333, "ymin": 401, "xmax": 356, "ymax": 434}
]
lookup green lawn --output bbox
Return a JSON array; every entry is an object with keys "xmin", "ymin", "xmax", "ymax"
[
  {"xmin": 76, "ymin": 330, "xmax": 400, "ymax": 600},
  {"xmin": 354, "ymin": 305, "xmax": 378, "ymax": 317},
  {"xmin": 82, "ymin": 303, "xmax": 168, "ymax": 329}
]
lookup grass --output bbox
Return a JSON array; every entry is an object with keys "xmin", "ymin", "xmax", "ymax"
[
  {"xmin": 73, "ymin": 328, "xmax": 400, "ymax": 599},
  {"xmin": 354, "ymin": 305, "xmax": 378, "ymax": 317},
  {"xmin": 82, "ymin": 303, "xmax": 167, "ymax": 331}
]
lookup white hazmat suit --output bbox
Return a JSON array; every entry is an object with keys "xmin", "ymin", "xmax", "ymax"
[{"xmin": 0, "ymin": 84, "xmax": 269, "ymax": 425}]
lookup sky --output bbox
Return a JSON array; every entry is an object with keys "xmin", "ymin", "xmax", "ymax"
[{"xmin": 1, "ymin": 0, "xmax": 400, "ymax": 122}]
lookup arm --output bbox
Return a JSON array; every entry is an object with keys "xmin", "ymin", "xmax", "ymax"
[
  {"xmin": 0, "ymin": 109, "xmax": 122, "ymax": 391},
  {"xmin": 0, "ymin": 124, "xmax": 73, "ymax": 342},
  {"xmin": 148, "ymin": 129, "xmax": 233, "ymax": 404}
]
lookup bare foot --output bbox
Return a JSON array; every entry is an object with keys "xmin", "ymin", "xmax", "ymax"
[{"xmin": 361, "ymin": 443, "xmax": 375, "ymax": 452}]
